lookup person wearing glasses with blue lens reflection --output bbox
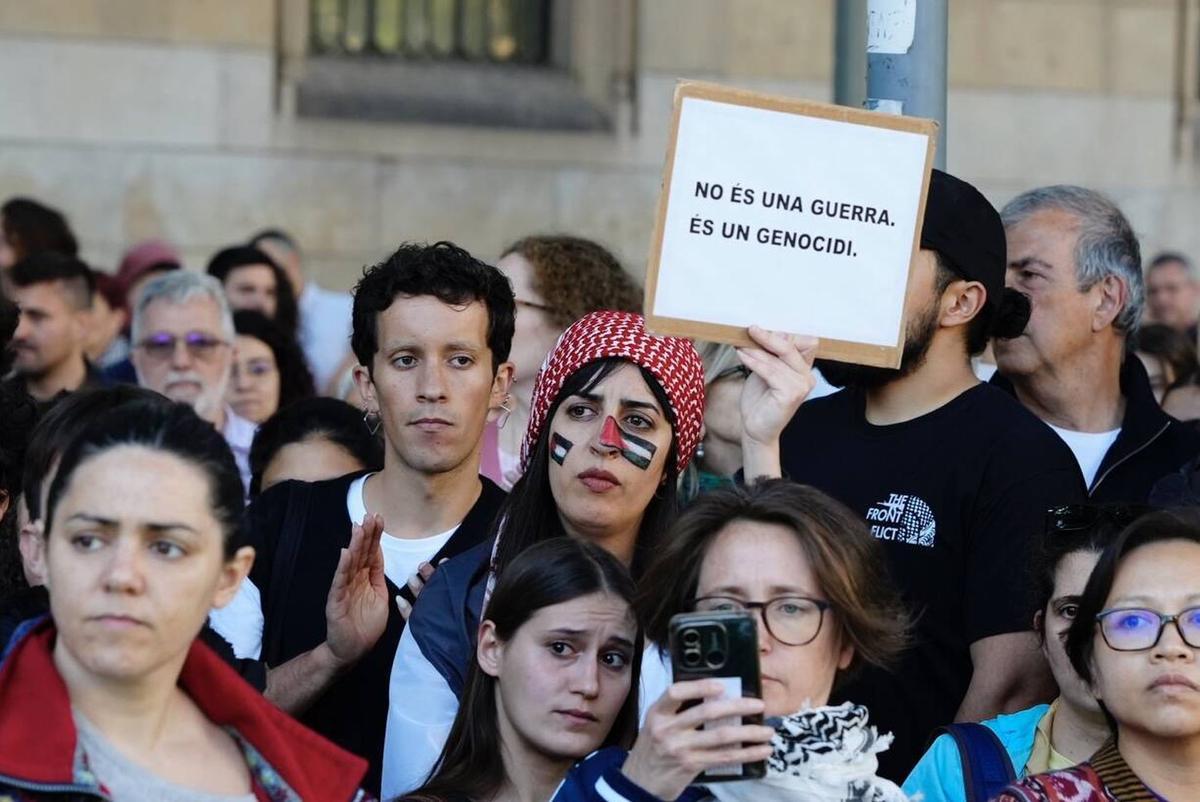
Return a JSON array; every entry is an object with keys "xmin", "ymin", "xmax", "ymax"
[
  {"xmin": 130, "ymin": 270, "xmax": 255, "ymax": 494},
  {"xmin": 1000, "ymin": 508, "xmax": 1200, "ymax": 802}
]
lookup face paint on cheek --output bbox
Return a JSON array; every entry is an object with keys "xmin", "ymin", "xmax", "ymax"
[
  {"xmin": 550, "ymin": 432, "xmax": 573, "ymax": 465},
  {"xmin": 600, "ymin": 415, "xmax": 656, "ymax": 471}
]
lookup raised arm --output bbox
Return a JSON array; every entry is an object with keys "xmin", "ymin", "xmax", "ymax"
[{"xmin": 265, "ymin": 514, "xmax": 389, "ymax": 713}]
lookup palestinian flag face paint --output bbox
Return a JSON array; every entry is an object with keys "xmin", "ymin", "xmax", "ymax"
[
  {"xmin": 600, "ymin": 415, "xmax": 657, "ymax": 471},
  {"xmin": 550, "ymin": 432, "xmax": 573, "ymax": 465}
]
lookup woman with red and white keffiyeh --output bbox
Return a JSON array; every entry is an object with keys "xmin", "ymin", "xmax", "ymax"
[{"xmin": 381, "ymin": 311, "xmax": 817, "ymax": 800}]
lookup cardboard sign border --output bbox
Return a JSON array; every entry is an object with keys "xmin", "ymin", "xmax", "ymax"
[{"xmin": 643, "ymin": 80, "xmax": 939, "ymax": 369}]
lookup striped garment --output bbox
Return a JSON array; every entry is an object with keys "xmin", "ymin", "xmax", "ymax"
[{"xmin": 996, "ymin": 740, "xmax": 1165, "ymax": 802}]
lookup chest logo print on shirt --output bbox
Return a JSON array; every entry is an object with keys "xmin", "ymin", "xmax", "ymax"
[{"xmin": 864, "ymin": 493, "xmax": 936, "ymax": 548}]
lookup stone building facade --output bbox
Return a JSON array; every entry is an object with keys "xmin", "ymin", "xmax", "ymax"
[{"xmin": 0, "ymin": 0, "xmax": 1194, "ymax": 288}]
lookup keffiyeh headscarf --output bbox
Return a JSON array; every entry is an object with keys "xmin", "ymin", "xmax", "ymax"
[
  {"xmin": 708, "ymin": 703, "xmax": 909, "ymax": 802},
  {"xmin": 520, "ymin": 311, "xmax": 705, "ymax": 473}
]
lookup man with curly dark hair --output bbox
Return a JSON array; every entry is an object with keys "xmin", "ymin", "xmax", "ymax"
[{"xmin": 244, "ymin": 240, "xmax": 515, "ymax": 792}]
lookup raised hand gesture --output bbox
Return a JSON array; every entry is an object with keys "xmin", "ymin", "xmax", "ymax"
[{"xmin": 324, "ymin": 513, "xmax": 389, "ymax": 668}]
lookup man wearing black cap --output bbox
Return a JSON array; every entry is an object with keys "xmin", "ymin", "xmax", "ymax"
[{"xmin": 776, "ymin": 170, "xmax": 1085, "ymax": 779}]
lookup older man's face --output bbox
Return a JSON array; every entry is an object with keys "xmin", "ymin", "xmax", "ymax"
[
  {"xmin": 1146, "ymin": 260, "xmax": 1199, "ymax": 332},
  {"xmin": 994, "ymin": 207, "xmax": 1107, "ymax": 379},
  {"xmin": 131, "ymin": 296, "xmax": 232, "ymax": 423}
]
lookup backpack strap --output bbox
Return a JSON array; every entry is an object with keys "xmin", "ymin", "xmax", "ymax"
[{"xmin": 932, "ymin": 722, "xmax": 1017, "ymax": 802}]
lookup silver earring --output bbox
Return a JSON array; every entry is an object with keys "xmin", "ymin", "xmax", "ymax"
[
  {"xmin": 364, "ymin": 410, "xmax": 382, "ymax": 435},
  {"xmin": 496, "ymin": 395, "xmax": 513, "ymax": 430}
]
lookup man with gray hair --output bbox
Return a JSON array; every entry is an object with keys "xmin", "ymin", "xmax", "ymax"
[
  {"xmin": 1145, "ymin": 251, "xmax": 1200, "ymax": 338},
  {"xmin": 130, "ymin": 270, "xmax": 255, "ymax": 491},
  {"xmin": 993, "ymin": 185, "xmax": 1200, "ymax": 501}
]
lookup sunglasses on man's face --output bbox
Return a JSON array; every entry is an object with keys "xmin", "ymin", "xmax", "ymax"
[
  {"xmin": 1044, "ymin": 503, "xmax": 1153, "ymax": 537},
  {"xmin": 136, "ymin": 331, "xmax": 229, "ymax": 362}
]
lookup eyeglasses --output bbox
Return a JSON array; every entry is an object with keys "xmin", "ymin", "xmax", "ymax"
[
  {"xmin": 1044, "ymin": 504, "xmax": 1152, "ymax": 537},
  {"xmin": 1097, "ymin": 606, "xmax": 1200, "ymax": 651},
  {"xmin": 136, "ymin": 332, "xmax": 229, "ymax": 363},
  {"xmin": 232, "ymin": 358, "xmax": 277, "ymax": 381},
  {"xmin": 691, "ymin": 595, "xmax": 831, "ymax": 646}
]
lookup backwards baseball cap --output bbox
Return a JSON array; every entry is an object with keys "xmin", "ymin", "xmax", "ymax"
[{"xmin": 920, "ymin": 169, "xmax": 1029, "ymax": 338}]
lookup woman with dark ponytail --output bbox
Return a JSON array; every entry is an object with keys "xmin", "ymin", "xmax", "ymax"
[{"xmin": 401, "ymin": 537, "xmax": 640, "ymax": 802}]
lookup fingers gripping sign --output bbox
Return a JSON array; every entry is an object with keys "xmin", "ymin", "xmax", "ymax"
[{"xmin": 737, "ymin": 327, "xmax": 818, "ymax": 481}]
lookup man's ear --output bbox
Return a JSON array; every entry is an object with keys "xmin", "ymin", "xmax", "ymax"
[
  {"xmin": 940, "ymin": 280, "xmax": 987, "ymax": 329},
  {"xmin": 352, "ymin": 363, "xmax": 378, "ymax": 412},
  {"xmin": 1092, "ymin": 274, "xmax": 1127, "ymax": 332},
  {"xmin": 211, "ymin": 546, "xmax": 255, "ymax": 609},
  {"xmin": 486, "ymin": 362, "xmax": 516, "ymax": 423},
  {"xmin": 477, "ymin": 620, "xmax": 504, "ymax": 678}
]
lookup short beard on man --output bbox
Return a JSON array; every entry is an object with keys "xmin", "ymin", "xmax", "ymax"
[{"xmin": 816, "ymin": 294, "xmax": 941, "ymax": 391}]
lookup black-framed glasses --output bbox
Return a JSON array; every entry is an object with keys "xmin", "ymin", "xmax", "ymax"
[
  {"xmin": 691, "ymin": 595, "xmax": 831, "ymax": 646},
  {"xmin": 1044, "ymin": 503, "xmax": 1152, "ymax": 537},
  {"xmin": 1097, "ymin": 606, "xmax": 1200, "ymax": 651},
  {"xmin": 136, "ymin": 331, "xmax": 229, "ymax": 363}
]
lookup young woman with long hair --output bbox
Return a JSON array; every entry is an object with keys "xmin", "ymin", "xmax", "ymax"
[{"xmin": 401, "ymin": 537, "xmax": 640, "ymax": 802}]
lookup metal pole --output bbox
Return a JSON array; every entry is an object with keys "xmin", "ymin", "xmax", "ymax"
[
  {"xmin": 865, "ymin": 0, "xmax": 948, "ymax": 168},
  {"xmin": 834, "ymin": 0, "xmax": 868, "ymax": 108}
]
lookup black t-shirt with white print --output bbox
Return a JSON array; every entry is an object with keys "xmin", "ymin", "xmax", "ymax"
[{"xmin": 778, "ymin": 382, "xmax": 1085, "ymax": 780}]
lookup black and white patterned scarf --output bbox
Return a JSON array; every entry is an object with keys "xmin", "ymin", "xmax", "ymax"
[{"xmin": 707, "ymin": 702, "xmax": 909, "ymax": 802}]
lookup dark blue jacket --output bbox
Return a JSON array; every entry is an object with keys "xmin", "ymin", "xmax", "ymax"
[{"xmin": 992, "ymin": 356, "xmax": 1200, "ymax": 502}]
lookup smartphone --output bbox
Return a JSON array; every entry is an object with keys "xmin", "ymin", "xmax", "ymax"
[{"xmin": 667, "ymin": 610, "xmax": 766, "ymax": 782}]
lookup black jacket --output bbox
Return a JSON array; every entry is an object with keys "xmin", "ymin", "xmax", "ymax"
[
  {"xmin": 246, "ymin": 471, "xmax": 506, "ymax": 793},
  {"xmin": 992, "ymin": 356, "xmax": 1200, "ymax": 502}
]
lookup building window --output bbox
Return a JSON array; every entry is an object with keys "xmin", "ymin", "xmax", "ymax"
[{"xmin": 310, "ymin": 0, "xmax": 550, "ymax": 64}]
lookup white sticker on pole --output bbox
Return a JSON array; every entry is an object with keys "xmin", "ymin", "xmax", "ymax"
[
  {"xmin": 867, "ymin": 0, "xmax": 916, "ymax": 54},
  {"xmin": 703, "ymin": 676, "xmax": 747, "ymax": 778}
]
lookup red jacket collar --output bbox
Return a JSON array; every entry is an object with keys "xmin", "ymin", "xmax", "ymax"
[{"xmin": 0, "ymin": 619, "xmax": 366, "ymax": 801}]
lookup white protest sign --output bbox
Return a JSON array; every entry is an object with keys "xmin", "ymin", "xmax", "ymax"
[{"xmin": 645, "ymin": 82, "xmax": 937, "ymax": 368}]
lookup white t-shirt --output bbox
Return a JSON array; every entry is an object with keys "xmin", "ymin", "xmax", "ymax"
[
  {"xmin": 208, "ymin": 577, "xmax": 263, "ymax": 661},
  {"xmin": 1047, "ymin": 423, "xmax": 1121, "ymax": 489},
  {"xmin": 347, "ymin": 474, "xmax": 457, "ymax": 587}
]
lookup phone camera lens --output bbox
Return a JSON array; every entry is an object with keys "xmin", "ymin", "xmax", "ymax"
[
  {"xmin": 705, "ymin": 650, "xmax": 725, "ymax": 668},
  {"xmin": 683, "ymin": 629, "xmax": 701, "ymax": 646},
  {"xmin": 683, "ymin": 650, "xmax": 702, "ymax": 667}
]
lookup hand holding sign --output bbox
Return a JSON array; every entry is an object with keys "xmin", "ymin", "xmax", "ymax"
[
  {"xmin": 645, "ymin": 81, "xmax": 937, "ymax": 369},
  {"xmin": 737, "ymin": 327, "xmax": 818, "ymax": 481}
]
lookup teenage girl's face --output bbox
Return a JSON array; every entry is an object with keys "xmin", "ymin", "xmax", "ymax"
[
  {"xmin": 481, "ymin": 591, "xmax": 637, "ymax": 762},
  {"xmin": 696, "ymin": 520, "xmax": 852, "ymax": 717},
  {"xmin": 1091, "ymin": 539, "xmax": 1200, "ymax": 739},
  {"xmin": 546, "ymin": 363, "xmax": 673, "ymax": 545},
  {"xmin": 1041, "ymin": 549, "xmax": 1103, "ymax": 715},
  {"xmin": 44, "ymin": 445, "xmax": 252, "ymax": 684}
]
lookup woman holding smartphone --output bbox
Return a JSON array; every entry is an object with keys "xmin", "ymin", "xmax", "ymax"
[
  {"xmin": 998, "ymin": 509, "xmax": 1200, "ymax": 802},
  {"xmin": 556, "ymin": 479, "xmax": 911, "ymax": 802},
  {"xmin": 401, "ymin": 537, "xmax": 640, "ymax": 802}
]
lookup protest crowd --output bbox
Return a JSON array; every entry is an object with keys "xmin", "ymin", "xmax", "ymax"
[{"xmin": 3, "ymin": 160, "xmax": 1200, "ymax": 802}]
